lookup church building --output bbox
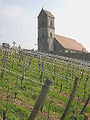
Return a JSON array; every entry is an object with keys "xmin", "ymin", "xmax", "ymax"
[{"xmin": 37, "ymin": 8, "xmax": 87, "ymax": 53}]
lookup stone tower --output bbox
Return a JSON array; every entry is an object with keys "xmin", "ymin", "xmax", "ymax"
[{"xmin": 38, "ymin": 8, "xmax": 55, "ymax": 52}]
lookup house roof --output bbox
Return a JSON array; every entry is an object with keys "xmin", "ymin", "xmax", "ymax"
[{"xmin": 55, "ymin": 34, "xmax": 88, "ymax": 52}]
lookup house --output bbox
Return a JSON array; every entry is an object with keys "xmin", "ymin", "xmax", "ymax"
[
  {"xmin": 2, "ymin": 43, "xmax": 10, "ymax": 49},
  {"xmin": 37, "ymin": 8, "xmax": 87, "ymax": 53}
]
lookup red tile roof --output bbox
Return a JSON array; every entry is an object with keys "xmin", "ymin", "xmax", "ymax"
[{"xmin": 55, "ymin": 34, "xmax": 88, "ymax": 53}]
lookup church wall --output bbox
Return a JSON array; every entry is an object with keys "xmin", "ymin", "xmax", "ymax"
[
  {"xmin": 47, "ymin": 38, "xmax": 54, "ymax": 51},
  {"xmin": 38, "ymin": 9, "xmax": 55, "ymax": 52},
  {"xmin": 59, "ymin": 52, "xmax": 90, "ymax": 61},
  {"xmin": 38, "ymin": 10, "xmax": 48, "ymax": 51},
  {"xmin": 47, "ymin": 16, "xmax": 55, "ymax": 29},
  {"xmin": 38, "ymin": 12, "xmax": 47, "ymax": 28},
  {"xmin": 38, "ymin": 28, "xmax": 48, "ymax": 38},
  {"xmin": 54, "ymin": 39, "xmax": 65, "ymax": 52},
  {"xmin": 38, "ymin": 38, "xmax": 48, "ymax": 51},
  {"xmin": 47, "ymin": 28, "xmax": 55, "ymax": 38}
]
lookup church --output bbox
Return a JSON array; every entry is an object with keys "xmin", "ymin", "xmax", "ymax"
[{"xmin": 37, "ymin": 8, "xmax": 87, "ymax": 53}]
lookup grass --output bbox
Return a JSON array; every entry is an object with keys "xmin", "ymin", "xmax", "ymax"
[{"xmin": 0, "ymin": 49, "xmax": 90, "ymax": 120}]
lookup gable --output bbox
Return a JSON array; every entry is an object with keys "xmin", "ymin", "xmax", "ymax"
[{"xmin": 38, "ymin": 8, "xmax": 54, "ymax": 18}]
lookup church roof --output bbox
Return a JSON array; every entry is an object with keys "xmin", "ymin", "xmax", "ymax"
[
  {"xmin": 43, "ymin": 9, "xmax": 55, "ymax": 18},
  {"xmin": 55, "ymin": 34, "xmax": 88, "ymax": 52}
]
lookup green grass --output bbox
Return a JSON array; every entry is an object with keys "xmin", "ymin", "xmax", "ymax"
[{"xmin": 0, "ymin": 50, "xmax": 90, "ymax": 120}]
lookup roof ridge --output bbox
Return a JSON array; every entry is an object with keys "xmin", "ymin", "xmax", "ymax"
[{"xmin": 55, "ymin": 34, "xmax": 76, "ymax": 41}]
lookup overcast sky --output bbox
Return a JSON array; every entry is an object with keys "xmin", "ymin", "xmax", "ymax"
[{"xmin": 0, "ymin": 0, "xmax": 90, "ymax": 52}]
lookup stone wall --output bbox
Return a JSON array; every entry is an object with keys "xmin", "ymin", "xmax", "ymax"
[
  {"xmin": 54, "ymin": 39, "xmax": 65, "ymax": 52},
  {"xmin": 49, "ymin": 51, "xmax": 90, "ymax": 61}
]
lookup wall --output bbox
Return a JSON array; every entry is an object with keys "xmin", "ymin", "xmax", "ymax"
[
  {"xmin": 54, "ymin": 39, "xmax": 65, "ymax": 52},
  {"xmin": 50, "ymin": 51, "xmax": 90, "ymax": 61}
]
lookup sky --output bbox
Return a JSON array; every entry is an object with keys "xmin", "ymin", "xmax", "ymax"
[{"xmin": 0, "ymin": 0, "xmax": 90, "ymax": 52}]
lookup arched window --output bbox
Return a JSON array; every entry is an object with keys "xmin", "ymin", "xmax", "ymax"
[{"xmin": 50, "ymin": 32, "xmax": 52, "ymax": 37}]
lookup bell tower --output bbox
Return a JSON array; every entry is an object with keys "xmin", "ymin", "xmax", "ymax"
[{"xmin": 38, "ymin": 8, "xmax": 55, "ymax": 52}]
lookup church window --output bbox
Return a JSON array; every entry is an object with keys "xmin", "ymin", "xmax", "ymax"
[
  {"xmin": 50, "ymin": 32, "xmax": 52, "ymax": 37},
  {"xmin": 50, "ymin": 20, "xmax": 52, "ymax": 26}
]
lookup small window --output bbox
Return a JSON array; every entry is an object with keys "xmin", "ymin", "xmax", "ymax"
[
  {"xmin": 50, "ymin": 32, "xmax": 52, "ymax": 37},
  {"xmin": 50, "ymin": 20, "xmax": 52, "ymax": 26}
]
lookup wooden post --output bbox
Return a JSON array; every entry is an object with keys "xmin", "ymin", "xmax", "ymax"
[
  {"xmin": 83, "ymin": 75, "xmax": 89, "ymax": 99},
  {"xmin": 80, "ymin": 70, "xmax": 84, "ymax": 80},
  {"xmin": 38, "ymin": 55, "xmax": 41, "ymax": 73},
  {"xmin": 40, "ymin": 60, "xmax": 44, "ymax": 82},
  {"xmin": 2, "ymin": 55, "xmax": 5, "ymax": 64},
  {"xmin": 28, "ymin": 79, "xmax": 52, "ymax": 120},
  {"xmin": 60, "ymin": 77, "xmax": 78, "ymax": 120},
  {"xmin": 80, "ymin": 94, "xmax": 90, "ymax": 114},
  {"xmin": 60, "ymin": 83, "xmax": 63, "ymax": 93},
  {"xmin": 3, "ymin": 110, "xmax": 6, "ymax": 120},
  {"xmin": 28, "ymin": 56, "xmax": 32, "ymax": 70},
  {"xmin": 1, "ymin": 51, "xmax": 7, "ymax": 80},
  {"xmin": 19, "ymin": 56, "xmax": 21, "ymax": 66},
  {"xmin": 54, "ymin": 59, "xmax": 56, "ymax": 76},
  {"xmin": 72, "ymin": 65, "xmax": 75, "ymax": 80},
  {"xmin": 14, "ymin": 91, "xmax": 19, "ymax": 99},
  {"xmin": 21, "ymin": 57, "xmax": 26, "ymax": 85},
  {"xmin": 7, "ymin": 87, "xmax": 9, "ymax": 98}
]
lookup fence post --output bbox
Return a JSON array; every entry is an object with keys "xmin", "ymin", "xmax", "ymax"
[
  {"xmin": 40, "ymin": 60, "xmax": 44, "ymax": 82},
  {"xmin": 83, "ymin": 75, "xmax": 89, "ymax": 99},
  {"xmin": 28, "ymin": 56, "xmax": 32, "ymax": 70},
  {"xmin": 1, "ymin": 51, "xmax": 7, "ymax": 80},
  {"xmin": 21, "ymin": 57, "xmax": 26, "ymax": 85},
  {"xmin": 38, "ymin": 55, "xmax": 41, "ymax": 73},
  {"xmin": 54, "ymin": 59, "xmax": 56, "ymax": 76},
  {"xmin": 28, "ymin": 78, "xmax": 52, "ymax": 120},
  {"xmin": 3, "ymin": 110, "xmax": 6, "ymax": 120},
  {"xmin": 60, "ymin": 77, "xmax": 78, "ymax": 120},
  {"xmin": 80, "ymin": 94, "xmax": 90, "ymax": 114},
  {"xmin": 60, "ymin": 83, "xmax": 63, "ymax": 93}
]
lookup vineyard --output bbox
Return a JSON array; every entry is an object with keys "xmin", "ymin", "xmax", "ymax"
[{"xmin": 0, "ymin": 49, "xmax": 90, "ymax": 120}]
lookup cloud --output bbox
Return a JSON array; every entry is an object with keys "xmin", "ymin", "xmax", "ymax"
[
  {"xmin": 0, "ymin": 0, "xmax": 90, "ymax": 51},
  {"xmin": 0, "ymin": 1, "xmax": 23, "ymax": 17},
  {"xmin": 0, "ymin": 0, "xmax": 37, "ymax": 49},
  {"xmin": 3, "ymin": 6, "xmax": 23, "ymax": 17}
]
